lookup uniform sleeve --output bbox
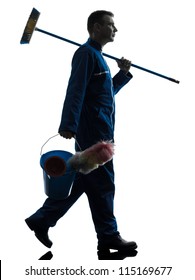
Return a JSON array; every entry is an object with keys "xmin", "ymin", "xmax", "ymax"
[
  {"xmin": 112, "ymin": 70, "xmax": 133, "ymax": 95},
  {"xmin": 58, "ymin": 49, "xmax": 94, "ymax": 133}
]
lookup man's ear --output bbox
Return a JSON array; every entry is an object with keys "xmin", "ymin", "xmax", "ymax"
[{"xmin": 93, "ymin": 22, "xmax": 101, "ymax": 33}]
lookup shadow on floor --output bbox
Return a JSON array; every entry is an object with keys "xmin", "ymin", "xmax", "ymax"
[
  {"xmin": 97, "ymin": 249, "xmax": 138, "ymax": 260},
  {"xmin": 39, "ymin": 251, "xmax": 53, "ymax": 260},
  {"xmin": 38, "ymin": 249, "xmax": 138, "ymax": 260}
]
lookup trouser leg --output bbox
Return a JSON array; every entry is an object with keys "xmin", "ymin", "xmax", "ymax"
[
  {"xmin": 25, "ymin": 174, "xmax": 84, "ymax": 230},
  {"xmin": 26, "ymin": 161, "xmax": 119, "ymax": 239},
  {"xmin": 83, "ymin": 160, "xmax": 119, "ymax": 241}
]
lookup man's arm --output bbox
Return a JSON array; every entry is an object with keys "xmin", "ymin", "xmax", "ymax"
[{"xmin": 58, "ymin": 49, "xmax": 94, "ymax": 137}]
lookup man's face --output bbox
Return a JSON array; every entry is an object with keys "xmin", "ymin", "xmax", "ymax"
[{"xmin": 98, "ymin": 15, "xmax": 118, "ymax": 43}]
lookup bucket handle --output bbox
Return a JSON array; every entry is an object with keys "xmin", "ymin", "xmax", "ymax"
[{"xmin": 40, "ymin": 133, "xmax": 82, "ymax": 155}]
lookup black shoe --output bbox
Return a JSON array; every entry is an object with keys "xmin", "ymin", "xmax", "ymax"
[
  {"xmin": 98, "ymin": 235, "xmax": 137, "ymax": 252},
  {"xmin": 25, "ymin": 218, "xmax": 53, "ymax": 248}
]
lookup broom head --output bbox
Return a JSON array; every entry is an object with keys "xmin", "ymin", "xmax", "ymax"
[{"xmin": 20, "ymin": 8, "xmax": 40, "ymax": 44}]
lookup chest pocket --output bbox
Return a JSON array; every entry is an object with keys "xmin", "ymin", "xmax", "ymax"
[
  {"xmin": 92, "ymin": 54, "xmax": 111, "ymax": 82},
  {"xmin": 94, "ymin": 70, "xmax": 110, "ymax": 76}
]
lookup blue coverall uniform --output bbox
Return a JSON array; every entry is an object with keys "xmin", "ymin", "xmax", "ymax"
[{"xmin": 26, "ymin": 38, "xmax": 133, "ymax": 241}]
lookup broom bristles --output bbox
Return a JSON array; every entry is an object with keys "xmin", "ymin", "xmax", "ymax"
[{"xmin": 20, "ymin": 8, "xmax": 40, "ymax": 44}]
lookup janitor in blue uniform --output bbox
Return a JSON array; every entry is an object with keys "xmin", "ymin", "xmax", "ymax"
[{"xmin": 25, "ymin": 10, "xmax": 137, "ymax": 253}]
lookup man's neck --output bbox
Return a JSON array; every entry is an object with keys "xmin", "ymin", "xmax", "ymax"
[{"xmin": 89, "ymin": 35, "xmax": 108, "ymax": 48}]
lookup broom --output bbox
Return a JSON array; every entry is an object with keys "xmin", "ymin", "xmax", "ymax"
[{"xmin": 20, "ymin": 7, "xmax": 180, "ymax": 84}]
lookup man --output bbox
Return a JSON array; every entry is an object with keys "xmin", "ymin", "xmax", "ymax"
[{"xmin": 25, "ymin": 10, "xmax": 137, "ymax": 254}]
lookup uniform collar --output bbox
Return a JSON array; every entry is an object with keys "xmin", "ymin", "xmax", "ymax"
[{"xmin": 87, "ymin": 38, "xmax": 102, "ymax": 51}]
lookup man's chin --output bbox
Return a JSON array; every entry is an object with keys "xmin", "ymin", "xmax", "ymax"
[{"xmin": 105, "ymin": 37, "xmax": 114, "ymax": 45}]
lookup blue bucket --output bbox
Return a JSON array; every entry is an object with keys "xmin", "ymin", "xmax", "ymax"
[{"xmin": 40, "ymin": 137, "xmax": 76, "ymax": 200}]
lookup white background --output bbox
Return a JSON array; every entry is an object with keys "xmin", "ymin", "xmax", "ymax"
[{"xmin": 1, "ymin": 0, "xmax": 195, "ymax": 279}]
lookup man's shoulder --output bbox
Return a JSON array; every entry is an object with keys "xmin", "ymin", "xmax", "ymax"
[{"xmin": 75, "ymin": 40, "xmax": 99, "ymax": 56}]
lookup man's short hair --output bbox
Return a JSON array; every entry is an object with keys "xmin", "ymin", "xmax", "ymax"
[{"xmin": 87, "ymin": 10, "xmax": 114, "ymax": 34}]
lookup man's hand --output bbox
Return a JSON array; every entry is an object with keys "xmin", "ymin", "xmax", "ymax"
[
  {"xmin": 59, "ymin": 131, "xmax": 75, "ymax": 139},
  {"xmin": 116, "ymin": 57, "xmax": 131, "ymax": 74}
]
